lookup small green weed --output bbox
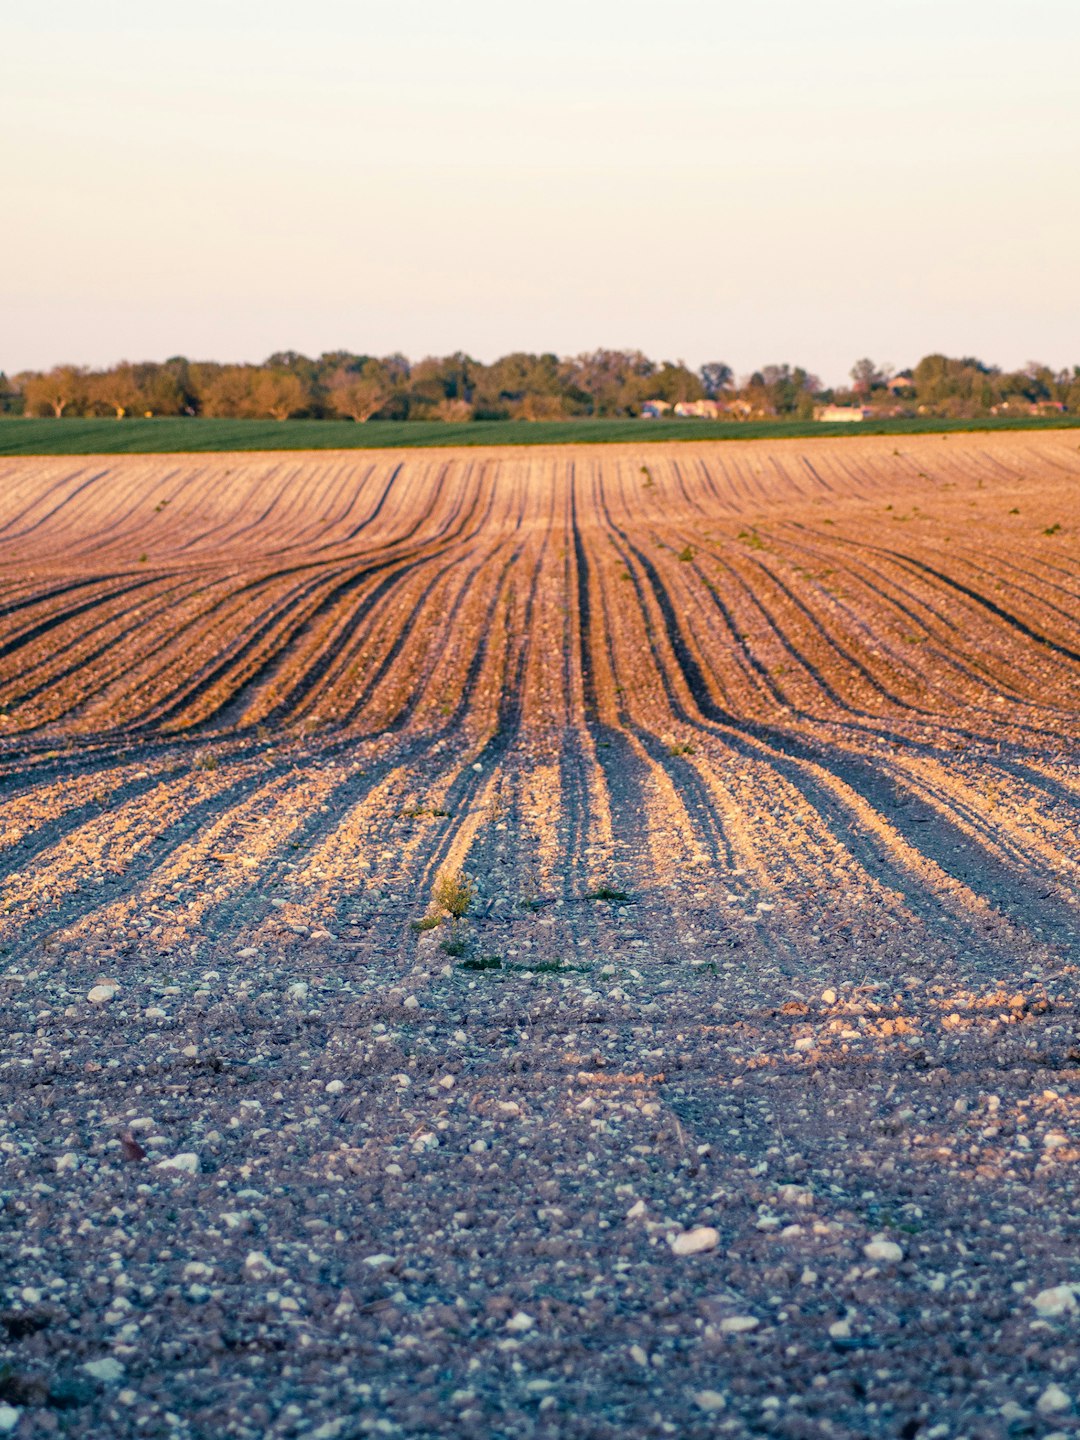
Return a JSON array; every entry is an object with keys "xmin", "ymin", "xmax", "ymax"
[
  {"xmin": 434, "ymin": 868, "xmax": 473, "ymax": 919},
  {"xmin": 1044, "ymin": 523, "xmax": 1062, "ymax": 535},
  {"xmin": 676, "ymin": 545, "xmax": 694, "ymax": 562},
  {"xmin": 585, "ymin": 885, "xmax": 630, "ymax": 903},
  {"xmin": 410, "ymin": 914, "xmax": 441, "ymax": 933},
  {"xmin": 440, "ymin": 935, "xmax": 470, "ymax": 957},
  {"xmin": 668, "ymin": 740, "xmax": 694, "ymax": 756},
  {"xmin": 459, "ymin": 953, "xmax": 502, "ymax": 971}
]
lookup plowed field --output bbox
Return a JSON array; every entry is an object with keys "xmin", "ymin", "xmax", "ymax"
[{"xmin": 1, "ymin": 433, "xmax": 1078, "ymax": 1439}]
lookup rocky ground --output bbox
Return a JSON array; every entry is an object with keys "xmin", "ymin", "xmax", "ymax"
[{"xmin": 0, "ymin": 435, "xmax": 1077, "ymax": 1437}]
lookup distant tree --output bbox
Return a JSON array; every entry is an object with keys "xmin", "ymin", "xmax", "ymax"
[
  {"xmin": 200, "ymin": 366, "xmax": 259, "ymax": 418},
  {"xmin": 88, "ymin": 363, "xmax": 141, "ymax": 418},
  {"xmin": 328, "ymin": 361, "xmax": 393, "ymax": 422},
  {"xmin": 699, "ymin": 362, "xmax": 734, "ymax": 397},
  {"xmin": 252, "ymin": 369, "xmax": 310, "ymax": 420},
  {"xmin": 850, "ymin": 358, "xmax": 889, "ymax": 396},
  {"xmin": 0, "ymin": 373, "xmax": 25, "ymax": 415},
  {"xmin": 23, "ymin": 365, "xmax": 88, "ymax": 418},
  {"xmin": 652, "ymin": 361, "xmax": 704, "ymax": 405}
]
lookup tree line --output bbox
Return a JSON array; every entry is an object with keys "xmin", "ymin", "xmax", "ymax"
[{"xmin": 2, "ymin": 351, "xmax": 1078, "ymax": 422}]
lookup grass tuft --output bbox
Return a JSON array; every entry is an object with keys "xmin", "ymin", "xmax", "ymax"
[
  {"xmin": 434, "ymin": 868, "xmax": 473, "ymax": 919},
  {"xmin": 585, "ymin": 885, "xmax": 630, "ymax": 903}
]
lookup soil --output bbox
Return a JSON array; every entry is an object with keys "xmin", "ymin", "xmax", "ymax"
[{"xmin": 0, "ymin": 433, "xmax": 1077, "ymax": 1439}]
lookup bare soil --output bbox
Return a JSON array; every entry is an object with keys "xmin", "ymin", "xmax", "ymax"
[{"xmin": 0, "ymin": 433, "xmax": 1077, "ymax": 1439}]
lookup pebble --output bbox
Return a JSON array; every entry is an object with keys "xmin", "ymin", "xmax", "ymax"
[
  {"xmin": 1031, "ymin": 1284, "xmax": 1078, "ymax": 1317},
  {"xmin": 864, "ymin": 1239, "xmax": 904, "ymax": 1263},
  {"xmin": 324, "ymin": 1080, "xmax": 345, "ymax": 1095},
  {"xmin": 403, "ymin": 995, "xmax": 419, "ymax": 1010},
  {"xmin": 55, "ymin": 1152, "xmax": 79, "ymax": 1172},
  {"xmin": 87, "ymin": 983, "xmax": 119, "ymax": 1003},
  {"xmin": 695, "ymin": 1391, "xmax": 727, "ymax": 1412},
  {"xmin": 821, "ymin": 988, "xmax": 837, "ymax": 1004},
  {"xmin": 244, "ymin": 1251, "xmax": 282, "ymax": 1281},
  {"xmin": 669, "ymin": 1226, "xmax": 719, "ymax": 1256},
  {"xmin": 719, "ymin": 1316, "xmax": 759, "ymax": 1334},
  {"xmin": 1036, "ymin": 1384, "xmax": 1071, "ymax": 1416},
  {"xmin": 0, "ymin": 1405, "xmax": 20, "ymax": 1433},
  {"xmin": 505, "ymin": 1311, "xmax": 535, "ymax": 1333},
  {"xmin": 83, "ymin": 1357, "xmax": 125, "ymax": 1382},
  {"xmin": 287, "ymin": 982, "xmax": 309, "ymax": 1000},
  {"xmin": 154, "ymin": 1152, "xmax": 200, "ymax": 1175}
]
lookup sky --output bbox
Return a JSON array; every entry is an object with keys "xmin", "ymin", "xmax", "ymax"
[{"xmin": 3, "ymin": 0, "xmax": 1078, "ymax": 386}]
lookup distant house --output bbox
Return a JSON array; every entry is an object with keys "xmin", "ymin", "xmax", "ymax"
[
  {"xmin": 814, "ymin": 405, "xmax": 866, "ymax": 423},
  {"xmin": 673, "ymin": 399, "xmax": 721, "ymax": 419},
  {"xmin": 886, "ymin": 374, "xmax": 914, "ymax": 394},
  {"xmin": 640, "ymin": 400, "xmax": 673, "ymax": 419}
]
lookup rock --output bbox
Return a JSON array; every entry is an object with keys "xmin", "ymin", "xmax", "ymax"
[
  {"xmin": 719, "ymin": 1316, "xmax": 759, "ymax": 1334},
  {"xmin": 505, "ymin": 1311, "xmax": 535, "ymax": 1333},
  {"xmin": 83, "ymin": 1357, "xmax": 125, "ymax": 1382},
  {"xmin": 0, "ymin": 1405, "xmax": 20, "ymax": 1433},
  {"xmin": 828, "ymin": 1319, "xmax": 852, "ymax": 1339},
  {"xmin": 1031, "ymin": 1284, "xmax": 1079, "ymax": 1317},
  {"xmin": 403, "ymin": 995, "xmax": 419, "ymax": 1010},
  {"xmin": 55, "ymin": 1152, "xmax": 79, "ymax": 1172},
  {"xmin": 87, "ymin": 983, "xmax": 119, "ymax": 1004},
  {"xmin": 821, "ymin": 988, "xmax": 837, "ymax": 1005},
  {"xmin": 864, "ymin": 1239, "xmax": 904, "ymax": 1263},
  {"xmin": 324, "ymin": 1080, "xmax": 344, "ymax": 1095},
  {"xmin": 144, "ymin": 1006, "xmax": 167, "ymax": 1019},
  {"xmin": 1036, "ymin": 1384, "xmax": 1071, "ymax": 1416},
  {"xmin": 287, "ymin": 982, "xmax": 309, "ymax": 1000},
  {"xmin": 155, "ymin": 1152, "xmax": 200, "ymax": 1175},
  {"xmin": 244, "ymin": 1251, "xmax": 282, "ymax": 1281},
  {"xmin": 625, "ymin": 1199, "xmax": 647, "ymax": 1219},
  {"xmin": 669, "ymin": 1226, "xmax": 719, "ymax": 1256},
  {"xmin": 695, "ymin": 1391, "xmax": 727, "ymax": 1412}
]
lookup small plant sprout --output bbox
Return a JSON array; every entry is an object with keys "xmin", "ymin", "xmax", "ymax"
[
  {"xmin": 434, "ymin": 868, "xmax": 473, "ymax": 919},
  {"xmin": 585, "ymin": 885, "xmax": 630, "ymax": 904}
]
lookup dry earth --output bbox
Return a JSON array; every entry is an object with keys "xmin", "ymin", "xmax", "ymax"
[{"xmin": 0, "ymin": 432, "xmax": 1077, "ymax": 1440}]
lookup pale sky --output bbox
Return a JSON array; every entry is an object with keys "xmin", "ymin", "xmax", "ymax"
[{"xmin": 3, "ymin": 0, "xmax": 1078, "ymax": 385}]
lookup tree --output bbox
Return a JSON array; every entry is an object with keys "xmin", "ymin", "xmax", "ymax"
[
  {"xmin": 89, "ymin": 363, "xmax": 140, "ymax": 418},
  {"xmin": 328, "ymin": 361, "xmax": 392, "ymax": 422},
  {"xmin": 699, "ymin": 362, "xmax": 733, "ymax": 398},
  {"xmin": 850, "ymin": 358, "xmax": 888, "ymax": 396},
  {"xmin": 22, "ymin": 365, "xmax": 88, "ymax": 418},
  {"xmin": 200, "ymin": 366, "xmax": 259, "ymax": 418},
  {"xmin": 252, "ymin": 369, "xmax": 310, "ymax": 421}
]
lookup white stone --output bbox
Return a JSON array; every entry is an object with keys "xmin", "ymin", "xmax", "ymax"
[
  {"xmin": 244, "ymin": 1251, "xmax": 282, "ymax": 1281},
  {"xmin": 324, "ymin": 1080, "xmax": 344, "ymax": 1095},
  {"xmin": 719, "ymin": 1315, "xmax": 759, "ymax": 1334},
  {"xmin": 287, "ymin": 982, "xmax": 309, "ymax": 1000},
  {"xmin": 1031, "ymin": 1284, "xmax": 1079, "ymax": 1317},
  {"xmin": 55, "ymin": 1152, "xmax": 79, "ymax": 1173},
  {"xmin": 0, "ymin": 1405, "xmax": 20, "ymax": 1433},
  {"xmin": 695, "ymin": 1391, "xmax": 727, "ymax": 1412},
  {"xmin": 625, "ymin": 1199, "xmax": 647, "ymax": 1219},
  {"xmin": 1037, "ymin": 1384, "xmax": 1071, "ymax": 1416},
  {"xmin": 828, "ymin": 1319, "xmax": 852, "ymax": 1339},
  {"xmin": 155, "ymin": 1152, "xmax": 200, "ymax": 1175},
  {"xmin": 821, "ymin": 989, "xmax": 837, "ymax": 1005},
  {"xmin": 237, "ymin": 947, "xmax": 258, "ymax": 957},
  {"xmin": 794, "ymin": 1036, "xmax": 814, "ymax": 1051},
  {"xmin": 669, "ymin": 1226, "xmax": 719, "ymax": 1256},
  {"xmin": 83, "ymin": 1357, "xmax": 125, "ymax": 1382},
  {"xmin": 403, "ymin": 995, "xmax": 419, "ymax": 1010},
  {"xmin": 864, "ymin": 1239, "xmax": 903, "ymax": 1263},
  {"xmin": 505, "ymin": 1311, "xmax": 535, "ymax": 1333},
  {"xmin": 88, "ymin": 983, "xmax": 119, "ymax": 1004}
]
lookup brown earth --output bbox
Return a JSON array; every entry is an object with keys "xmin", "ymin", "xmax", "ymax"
[{"xmin": 0, "ymin": 432, "xmax": 1077, "ymax": 1439}]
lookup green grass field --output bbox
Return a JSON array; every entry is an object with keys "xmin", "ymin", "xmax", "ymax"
[{"xmin": 2, "ymin": 413, "xmax": 1079, "ymax": 455}]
